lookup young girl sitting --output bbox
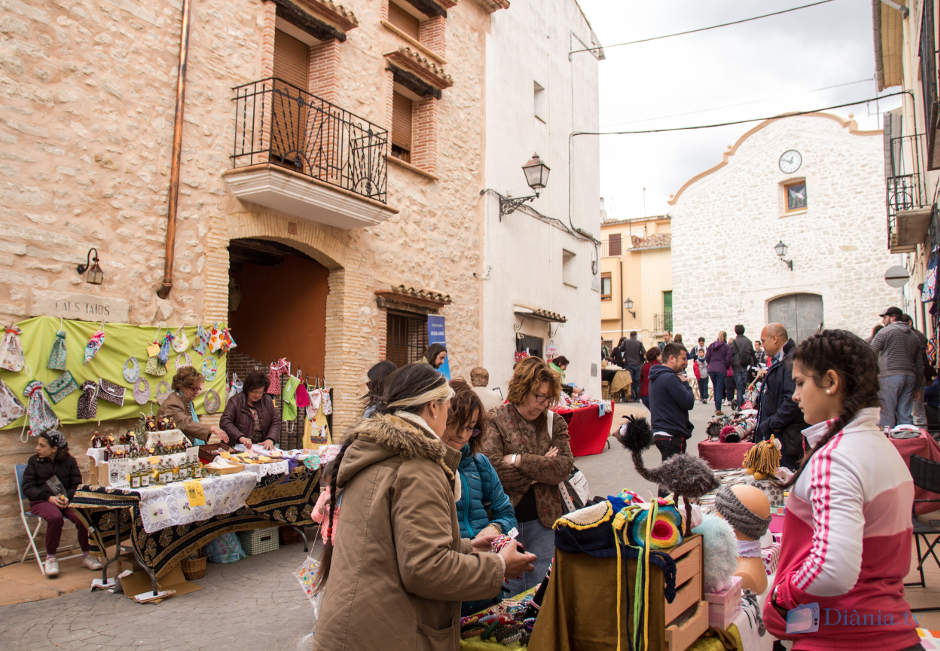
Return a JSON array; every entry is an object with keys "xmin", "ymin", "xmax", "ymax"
[
  {"xmin": 21, "ymin": 431, "xmax": 101, "ymax": 577},
  {"xmin": 764, "ymin": 330, "xmax": 920, "ymax": 650}
]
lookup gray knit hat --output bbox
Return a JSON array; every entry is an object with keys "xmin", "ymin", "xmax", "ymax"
[{"xmin": 715, "ymin": 484, "xmax": 771, "ymax": 540}]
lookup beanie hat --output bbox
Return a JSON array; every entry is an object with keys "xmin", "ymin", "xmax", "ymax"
[{"xmin": 715, "ymin": 484, "xmax": 770, "ymax": 540}]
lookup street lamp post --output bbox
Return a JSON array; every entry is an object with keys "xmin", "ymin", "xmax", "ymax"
[{"xmin": 498, "ymin": 154, "xmax": 551, "ymax": 218}]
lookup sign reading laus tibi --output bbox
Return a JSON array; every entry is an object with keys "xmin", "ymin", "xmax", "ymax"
[{"xmin": 30, "ymin": 289, "xmax": 129, "ymax": 322}]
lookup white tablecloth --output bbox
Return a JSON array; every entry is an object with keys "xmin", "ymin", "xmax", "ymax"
[
  {"xmin": 240, "ymin": 460, "xmax": 290, "ymax": 478},
  {"xmin": 135, "ymin": 472, "xmax": 257, "ymax": 533}
]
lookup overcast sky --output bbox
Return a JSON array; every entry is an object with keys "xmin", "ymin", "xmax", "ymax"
[{"xmin": 577, "ymin": 0, "xmax": 899, "ymax": 219}]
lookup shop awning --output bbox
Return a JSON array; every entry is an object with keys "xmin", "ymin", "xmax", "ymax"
[
  {"xmin": 376, "ymin": 285, "xmax": 452, "ymax": 314},
  {"xmin": 513, "ymin": 304, "xmax": 567, "ymax": 323}
]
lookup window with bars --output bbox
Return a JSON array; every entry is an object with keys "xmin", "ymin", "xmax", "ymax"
[{"xmin": 386, "ymin": 311, "xmax": 428, "ymax": 368}]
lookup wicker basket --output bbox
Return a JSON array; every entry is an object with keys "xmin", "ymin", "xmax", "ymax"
[
  {"xmin": 238, "ymin": 527, "xmax": 280, "ymax": 556},
  {"xmin": 181, "ymin": 554, "xmax": 207, "ymax": 580}
]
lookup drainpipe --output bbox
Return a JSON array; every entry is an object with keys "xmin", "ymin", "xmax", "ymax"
[
  {"xmin": 619, "ymin": 258, "xmax": 623, "ymax": 340},
  {"xmin": 157, "ymin": 0, "xmax": 193, "ymax": 300}
]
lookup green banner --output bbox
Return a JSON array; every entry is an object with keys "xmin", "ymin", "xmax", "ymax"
[{"xmin": 0, "ymin": 316, "xmax": 227, "ymax": 430}]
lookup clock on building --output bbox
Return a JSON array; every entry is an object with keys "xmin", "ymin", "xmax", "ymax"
[{"xmin": 779, "ymin": 149, "xmax": 802, "ymax": 174}]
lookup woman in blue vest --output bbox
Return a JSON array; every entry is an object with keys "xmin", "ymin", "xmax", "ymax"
[{"xmin": 442, "ymin": 379, "xmax": 517, "ymax": 615}]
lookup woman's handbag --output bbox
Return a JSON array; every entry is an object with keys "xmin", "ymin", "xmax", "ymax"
[
  {"xmin": 546, "ymin": 410, "xmax": 592, "ymax": 513},
  {"xmin": 45, "ymin": 371, "xmax": 79, "ymax": 404}
]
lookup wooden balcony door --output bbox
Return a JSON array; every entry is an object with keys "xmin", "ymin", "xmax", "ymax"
[{"xmin": 272, "ymin": 29, "xmax": 309, "ymax": 171}]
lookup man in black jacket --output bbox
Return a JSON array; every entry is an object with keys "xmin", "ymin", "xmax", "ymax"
[
  {"xmin": 756, "ymin": 323, "xmax": 806, "ymax": 470},
  {"xmin": 730, "ymin": 324, "xmax": 756, "ymax": 409},
  {"xmin": 649, "ymin": 343, "xmax": 694, "ymax": 462},
  {"xmin": 621, "ymin": 331, "xmax": 645, "ymax": 401}
]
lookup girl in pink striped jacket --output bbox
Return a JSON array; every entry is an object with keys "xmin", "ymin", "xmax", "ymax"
[{"xmin": 764, "ymin": 329, "xmax": 921, "ymax": 650}]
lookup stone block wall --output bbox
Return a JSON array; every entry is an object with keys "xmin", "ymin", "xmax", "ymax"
[{"xmin": 670, "ymin": 113, "xmax": 898, "ymax": 344}]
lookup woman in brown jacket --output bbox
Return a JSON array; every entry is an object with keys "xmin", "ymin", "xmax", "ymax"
[
  {"xmin": 314, "ymin": 364, "xmax": 535, "ymax": 651},
  {"xmin": 481, "ymin": 357, "xmax": 574, "ymax": 596},
  {"xmin": 219, "ymin": 372, "xmax": 280, "ymax": 449},
  {"xmin": 157, "ymin": 366, "xmax": 227, "ymax": 443}
]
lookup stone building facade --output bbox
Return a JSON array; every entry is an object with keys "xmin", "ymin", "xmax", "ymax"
[
  {"xmin": 669, "ymin": 113, "xmax": 898, "ymax": 345},
  {"xmin": 0, "ymin": 0, "xmax": 505, "ymax": 560}
]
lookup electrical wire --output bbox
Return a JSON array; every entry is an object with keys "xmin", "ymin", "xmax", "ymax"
[
  {"xmin": 570, "ymin": 0, "xmax": 837, "ymax": 55},
  {"xmin": 571, "ymin": 91, "xmax": 906, "ymax": 137}
]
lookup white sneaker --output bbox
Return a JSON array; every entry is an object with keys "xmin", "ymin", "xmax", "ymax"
[
  {"xmin": 82, "ymin": 555, "xmax": 103, "ymax": 571},
  {"xmin": 44, "ymin": 557, "xmax": 59, "ymax": 577}
]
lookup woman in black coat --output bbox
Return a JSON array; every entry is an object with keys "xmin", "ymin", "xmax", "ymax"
[
  {"xmin": 21, "ymin": 431, "xmax": 101, "ymax": 576},
  {"xmin": 220, "ymin": 372, "xmax": 281, "ymax": 449}
]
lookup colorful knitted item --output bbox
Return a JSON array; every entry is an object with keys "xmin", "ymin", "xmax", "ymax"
[
  {"xmin": 83, "ymin": 329, "xmax": 105, "ymax": 364},
  {"xmin": 0, "ymin": 325, "xmax": 25, "ymax": 372},
  {"xmin": 47, "ymin": 330, "xmax": 67, "ymax": 371}
]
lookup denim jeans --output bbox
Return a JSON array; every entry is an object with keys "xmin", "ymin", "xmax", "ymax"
[
  {"xmin": 879, "ymin": 374, "xmax": 915, "ymax": 428},
  {"xmin": 734, "ymin": 369, "xmax": 748, "ymax": 408},
  {"xmin": 709, "ymin": 372, "xmax": 725, "ymax": 411},
  {"xmin": 697, "ymin": 378, "xmax": 709, "ymax": 401},
  {"xmin": 627, "ymin": 365, "xmax": 642, "ymax": 400},
  {"xmin": 502, "ymin": 519, "xmax": 555, "ymax": 597}
]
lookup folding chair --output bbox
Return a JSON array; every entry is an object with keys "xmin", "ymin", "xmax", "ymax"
[
  {"xmin": 15, "ymin": 464, "xmax": 82, "ymax": 575},
  {"xmin": 905, "ymin": 454, "xmax": 940, "ymax": 611}
]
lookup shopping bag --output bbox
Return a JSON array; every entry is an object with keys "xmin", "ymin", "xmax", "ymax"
[{"xmin": 559, "ymin": 468, "xmax": 591, "ymax": 513}]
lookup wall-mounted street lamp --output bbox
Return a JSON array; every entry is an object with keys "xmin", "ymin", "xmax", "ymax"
[
  {"xmin": 499, "ymin": 153, "xmax": 551, "ymax": 218},
  {"xmin": 76, "ymin": 247, "xmax": 104, "ymax": 285},
  {"xmin": 774, "ymin": 240, "xmax": 793, "ymax": 271},
  {"xmin": 623, "ymin": 297, "xmax": 636, "ymax": 319}
]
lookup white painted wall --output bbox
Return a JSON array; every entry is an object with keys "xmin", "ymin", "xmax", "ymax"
[
  {"xmin": 481, "ymin": 0, "xmax": 601, "ymax": 395},
  {"xmin": 670, "ymin": 113, "xmax": 900, "ymax": 344}
]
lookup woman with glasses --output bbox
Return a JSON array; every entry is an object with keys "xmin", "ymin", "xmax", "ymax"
[
  {"xmin": 442, "ymin": 380, "xmax": 517, "ymax": 615},
  {"xmin": 481, "ymin": 357, "xmax": 574, "ymax": 595}
]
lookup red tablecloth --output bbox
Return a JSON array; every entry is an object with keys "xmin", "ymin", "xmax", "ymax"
[
  {"xmin": 697, "ymin": 439, "xmax": 755, "ymax": 470},
  {"xmin": 890, "ymin": 432, "xmax": 940, "ymax": 514},
  {"xmin": 553, "ymin": 402, "xmax": 614, "ymax": 457}
]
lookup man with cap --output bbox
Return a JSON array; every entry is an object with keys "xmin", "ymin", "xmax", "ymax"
[{"xmin": 871, "ymin": 306, "xmax": 924, "ymax": 428}]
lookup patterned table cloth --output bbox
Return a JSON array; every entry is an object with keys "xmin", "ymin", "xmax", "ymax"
[
  {"xmin": 135, "ymin": 472, "xmax": 258, "ymax": 533},
  {"xmin": 71, "ymin": 468, "xmax": 320, "ymax": 580}
]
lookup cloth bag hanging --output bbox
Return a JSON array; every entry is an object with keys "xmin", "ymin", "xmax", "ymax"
[
  {"xmin": 47, "ymin": 330, "xmax": 67, "ymax": 371},
  {"xmin": 228, "ymin": 373, "xmax": 243, "ymax": 400},
  {"xmin": 0, "ymin": 377, "xmax": 25, "ymax": 427},
  {"xmin": 23, "ymin": 381, "xmax": 58, "ymax": 437},
  {"xmin": 172, "ymin": 326, "xmax": 190, "ymax": 353},
  {"xmin": 98, "ymin": 378, "xmax": 126, "ymax": 406},
  {"xmin": 83, "ymin": 329, "xmax": 105, "ymax": 364},
  {"xmin": 0, "ymin": 325, "xmax": 25, "ymax": 372},
  {"xmin": 77, "ymin": 380, "xmax": 99, "ymax": 419},
  {"xmin": 145, "ymin": 341, "xmax": 166, "ymax": 377},
  {"xmin": 193, "ymin": 325, "xmax": 209, "ymax": 355},
  {"xmin": 46, "ymin": 371, "xmax": 79, "ymax": 404},
  {"xmin": 158, "ymin": 332, "xmax": 174, "ymax": 364}
]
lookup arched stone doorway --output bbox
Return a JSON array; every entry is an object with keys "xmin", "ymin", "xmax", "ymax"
[{"xmin": 767, "ymin": 293, "xmax": 823, "ymax": 343}]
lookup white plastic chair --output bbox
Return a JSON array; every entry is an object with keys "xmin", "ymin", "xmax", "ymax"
[{"xmin": 15, "ymin": 464, "xmax": 45, "ymax": 575}]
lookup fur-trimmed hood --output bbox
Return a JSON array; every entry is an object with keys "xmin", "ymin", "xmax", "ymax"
[{"xmin": 336, "ymin": 413, "xmax": 459, "ymax": 489}]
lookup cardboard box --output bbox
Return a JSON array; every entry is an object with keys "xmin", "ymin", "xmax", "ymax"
[
  {"xmin": 119, "ymin": 561, "xmax": 202, "ymax": 604},
  {"xmin": 705, "ymin": 575, "xmax": 742, "ymax": 630}
]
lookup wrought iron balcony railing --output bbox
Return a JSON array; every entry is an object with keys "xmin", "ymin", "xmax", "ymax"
[
  {"xmin": 231, "ymin": 78, "xmax": 388, "ymax": 203},
  {"xmin": 885, "ymin": 133, "xmax": 929, "ymax": 250}
]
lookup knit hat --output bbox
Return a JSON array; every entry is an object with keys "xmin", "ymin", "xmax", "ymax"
[{"xmin": 714, "ymin": 484, "xmax": 770, "ymax": 540}]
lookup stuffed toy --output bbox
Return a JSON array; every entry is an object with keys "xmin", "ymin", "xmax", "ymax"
[
  {"xmin": 692, "ymin": 514, "xmax": 738, "ymax": 593},
  {"xmin": 741, "ymin": 437, "xmax": 782, "ymax": 480},
  {"xmin": 617, "ymin": 415, "xmax": 719, "ymax": 535}
]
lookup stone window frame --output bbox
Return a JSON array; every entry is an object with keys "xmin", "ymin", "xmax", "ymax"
[{"xmin": 780, "ymin": 177, "xmax": 808, "ymax": 216}]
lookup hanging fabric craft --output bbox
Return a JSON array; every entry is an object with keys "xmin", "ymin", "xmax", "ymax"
[
  {"xmin": 218, "ymin": 327, "xmax": 237, "ymax": 354},
  {"xmin": 204, "ymin": 389, "xmax": 221, "ymax": 414},
  {"xmin": 207, "ymin": 324, "xmax": 223, "ymax": 353},
  {"xmin": 23, "ymin": 381, "xmax": 58, "ymax": 437},
  {"xmin": 76, "ymin": 380, "xmax": 99, "ymax": 419},
  {"xmin": 321, "ymin": 388, "xmax": 333, "ymax": 416},
  {"xmin": 83, "ymin": 329, "xmax": 105, "ymax": 364},
  {"xmin": 155, "ymin": 380, "xmax": 171, "ymax": 403},
  {"xmin": 0, "ymin": 325, "xmax": 25, "ymax": 372},
  {"xmin": 193, "ymin": 325, "xmax": 209, "ymax": 355},
  {"xmin": 157, "ymin": 331, "xmax": 174, "ymax": 364},
  {"xmin": 145, "ymin": 340, "xmax": 166, "ymax": 377},
  {"xmin": 282, "ymin": 375, "xmax": 301, "ymax": 421},
  {"xmin": 228, "ymin": 373, "xmax": 243, "ymax": 400},
  {"xmin": 98, "ymin": 378, "xmax": 126, "ymax": 407},
  {"xmin": 175, "ymin": 352, "xmax": 194, "ymax": 372},
  {"xmin": 133, "ymin": 378, "xmax": 151, "ymax": 405},
  {"xmin": 295, "ymin": 381, "xmax": 311, "ymax": 409},
  {"xmin": 47, "ymin": 330, "xmax": 67, "ymax": 371},
  {"xmin": 123, "ymin": 357, "xmax": 141, "ymax": 383},
  {"xmin": 923, "ymin": 248, "xmax": 939, "ymax": 303},
  {"xmin": 46, "ymin": 371, "xmax": 79, "ymax": 404},
  {"xmin": 0, "ymin": 377, "xmax": 26, "ymax": 428},
  {"xmin": 172, "ymin": 326, "xmax": 189, "ymax": 353},
  {"xmin": 267, "ymin": 358, "xmax": 289, "ymax": 395},
  {"xmin": 201, "ymin": 356, "xmax": 218, "ymax": 382}
]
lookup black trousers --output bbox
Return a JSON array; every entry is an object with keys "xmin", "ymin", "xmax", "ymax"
[{"xmin": 653, "ymin": 434, "xmax": 687, "ymax": 497}]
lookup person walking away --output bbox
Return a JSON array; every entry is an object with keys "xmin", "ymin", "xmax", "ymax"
[
  {"xmin": 900, "ymin": 314, "xmax": 930, "ymax": 427},
  {"xmin": 870, "ymin": 306, "xmax": 924, "ymax": 428},
  {"xmin": 639, "ymin": 347, "xmax": 661, "ymax": 409},
  {"xmin": 731, "ymin": 325, "xmax": 756, "ymax": 409},
  {"xmin": 470, "ymin": 366, "xmax": 503, "ymax": 413},
  {"xmin": 622, "ymin": 331, "xmax": 645, "ymax": 402},
  {"xmin": 314, "ymin": 364, "xmax": 535, "ymax": 651},
  {"xmin": 705, "ymin": 331, "xmax": 733, "ymax": 413},
  {"xmin": 765, "ymin": 330, "xmax": 919, "ymax": 651},
  {"xmin": 648, "ymin": 344, "xmax": 695, "ymax": 496},
  {"xmin": 692, "ymin": 346, "xmax": 708, "ymax": 404},
  {"xmin": 756, "ymin": 323, "xmax": 806, "ymax": 470}
]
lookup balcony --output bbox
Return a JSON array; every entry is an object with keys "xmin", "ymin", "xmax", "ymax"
[
  {"xmin": 223, "ymin": 78, "xmax": 397, "ymax": 229},
  {"xmin": 885, "ymin": 133, "xmax": 931, "ymax": 253}
]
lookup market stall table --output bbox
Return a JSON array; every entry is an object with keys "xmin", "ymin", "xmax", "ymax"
[
  {"xmin": 552, "ymin": 401, "xmax": 615, "ymax": 457},
  {"xmin": 889, "ymin": 432, "xmax": 940, "ymax": 514},
  {"xmin": 697, "ymin": 439, "xmax": 755, "ymax": 470},
  {"xmin": 71, "ymin": 467, "xmax": 320, "ymax": 595}
]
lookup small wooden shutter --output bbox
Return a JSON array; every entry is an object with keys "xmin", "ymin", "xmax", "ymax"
[
  {"xmin": 608, "ymin": 233, "xmax": 622, "ymax": 256},
  {"xmin": 392, "ymin": 92, "xmax": 413, "ymax": 158},
  {"xmin": 388, "ymin": 2, "xmax": 421, "ymax": 40},
  {"xmin": 274, "ymin": 29, "xmax": 309, "ymax": 89},
  {"xmin": 272, "ymin": 30, "xmax": 310, "ymax": 167}
]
